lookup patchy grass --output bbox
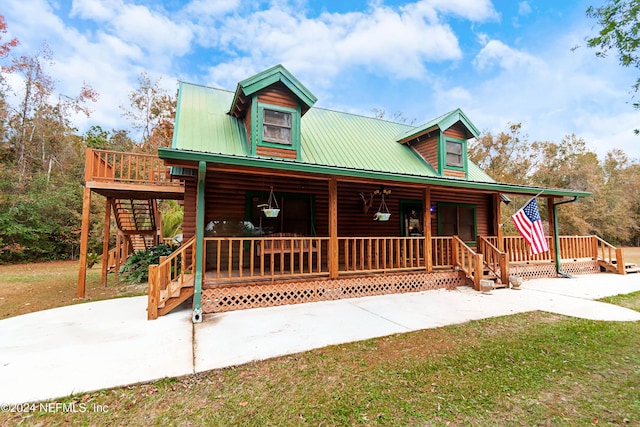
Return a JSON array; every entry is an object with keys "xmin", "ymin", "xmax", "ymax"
[
  {"xmin": 0, "ymin": 261, "xmax": 146, "ymax": 319},
  {"xmin": 2, "ymin": 293, "xmax": 640, "ymax": 426}
]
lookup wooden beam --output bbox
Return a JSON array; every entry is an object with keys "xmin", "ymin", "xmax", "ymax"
[
  {"xmin": 101, "ymin": 197, "xmax": 112, "ymax": 287},
  {"xmin": 329, "ymin": 178, "xmax": 339, "ymax": 279},
  {"xmin": 494, "ymin": 194, "xmax": 504, "ymax": 251},
  {"xmin": 77, "ymin": 187, "xmax": 92, "ymax": 298}
]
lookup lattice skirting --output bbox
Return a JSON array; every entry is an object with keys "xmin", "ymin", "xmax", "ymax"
[
  {"xmin": 510, "ymin": 260, "xmax": 600, "ymax": 281},
  {"xmin": 201, "ymin": 271, "xmax": 465, "ymax": 313}
]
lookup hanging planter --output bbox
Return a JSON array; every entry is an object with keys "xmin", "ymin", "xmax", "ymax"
[
  {"xmin": 374, "ymin": 193, "xmax": 390, "ymax": 221},
  {"xmin": 262, "ymin": 186, "xmax": 280, "ymax": 218}
]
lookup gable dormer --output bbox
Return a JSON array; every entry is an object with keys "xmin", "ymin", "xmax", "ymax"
[
  {"xmin": 229, "ymin": 65, "xmax": 317, "ymax": 161},
  {"xmin": 397, "ymin": 108, "xmax": 479, "ymax": 179}
]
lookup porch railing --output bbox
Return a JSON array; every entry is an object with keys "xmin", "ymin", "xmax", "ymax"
[
  {"xmin": 477, "ymin": 236, "xmax": 508, "ymax": 284},
  {"xmin": 452, "ymin": 236, "xmax": 483, "ymax": 290},
  {"xmin": 148, "ymin": 236, "xmax": 196, "ymax": 320},
  {"xmin": 503, "ymin": 236, "xmax": 554, "ymax": 263},
  {"xmin": 204, "ymin": 236, "xmax": 329, "ymax": 282},
  {"xmin": 85, "ymin": 148, "xmax": 183, "ymax": 186},
  {"xmin": 431, "ymin": 237, "xmax": 454, "ymax": 268},
  {"xmin": 593, "ymin": 236, "xmax": 626, "ymax": 274},
  {"xmin": 339, "ymin": 236, "xmax": 426, "ymax": 273}
]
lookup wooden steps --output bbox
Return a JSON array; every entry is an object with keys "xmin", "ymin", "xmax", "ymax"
[
  {"xmin": 625, "ymin": 263, "xmax": 640, "ymax": 274},
  {"xmin": 112, "ymin": 199, "xmax": 159, "ymax": 252},
  {"xmin": 158, "ymin": 287, "xmax": 194, "ymax": 317}
]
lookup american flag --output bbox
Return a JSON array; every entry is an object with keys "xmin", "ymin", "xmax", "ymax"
[{"xmin": 512, "ymin": 197, "xmax": 549, "ymax": 255}]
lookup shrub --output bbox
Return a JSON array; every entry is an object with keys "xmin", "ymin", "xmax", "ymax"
[{"xmin": 118, "ymin": 244, "xmax": 174, "ymax": 284}]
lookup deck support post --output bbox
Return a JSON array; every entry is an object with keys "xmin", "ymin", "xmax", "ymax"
[
  {"xmin": 329, "ymin": 178, "xmax": 339, "ymax": 279},
  {"xmin": 101, "ymin": 197, "xmax": 112, "ymax": 287},
  {"xmin": 423, "ymin": 187, "xmax": 432, "ymax": 272},
  {"xmin": 77, "ymin": 186, "xmax": 92, "ymax": 298},
  {"xmin": 192, "ymin": 161, "xmax": 206, "ymax": 323},
  {"xmin": 552, "ymin": 196, "xmax": 579, "ymax": 278}
]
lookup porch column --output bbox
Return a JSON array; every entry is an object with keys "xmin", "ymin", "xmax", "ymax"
[
  {"xmin": 493, "ymin": 194, "xmax": 504, "ymax": 251},
  {"xmin": 77, "ymin": 186, "xmax": 92, "ymax": 298},
  {"xmin": 192, "ymin": 161, "xmax": 206, "ymax": 323},
  {"xmin": 329, "ymin": 178, "xmax": 339, "ymax": 279},
  {"xmin": 101, "ymin": 197, "xmax": 112, "ymax": 287},
  {"xmin": 547, "ymin": 197, "xmax": 560, "ymax": 268},
  {"xmin": 423, "ymin": 187, "xmax": 432, "ymax": 272}
]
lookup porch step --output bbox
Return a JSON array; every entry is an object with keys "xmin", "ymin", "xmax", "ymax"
[
  {"xmin": 159, "ymin": 274, "xmax": 195, "ymax": 308},
  {"xmin": 158, "ymin": 287, "xmax": 194, "ymax": 317}
]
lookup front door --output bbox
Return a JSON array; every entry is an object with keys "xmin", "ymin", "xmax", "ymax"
[{"xmin": 401, "ymin": 202, "xmax": 424, "ymax": 236}]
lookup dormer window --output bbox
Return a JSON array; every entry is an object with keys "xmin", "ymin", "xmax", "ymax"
[
  {"xmin": 263, "ymin": 109, "xmax": 292, "ymax": 145},
  {"xmin": 446, "ymin": 140, "xmax": 463, "ymax": 167}
]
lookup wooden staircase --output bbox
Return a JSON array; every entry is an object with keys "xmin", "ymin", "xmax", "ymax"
[
  {"xmin": 112, "ymin": 199, "xmax": 160, "ymax": 252},
  {"xmin": 148, "ymin": 236, "xmax": 196, "ymax": 319}
]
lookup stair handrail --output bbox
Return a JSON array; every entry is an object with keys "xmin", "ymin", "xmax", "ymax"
[
  {"xmin": 477, "ymin": 236, "xmax": 509, "ymax": 285},
  {"xmin": 452, "ymin": 236, "xmax": 483, "ymax": 290},
  {"xmin": 148, "ymin": 236, "xmax": 196, "ymax": 320},
  {"xmin": 592, "ymin": 235, "xmax": 626, "ymax": 275}
]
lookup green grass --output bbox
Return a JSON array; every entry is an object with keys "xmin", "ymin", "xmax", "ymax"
[{"xmin": 3, "ymin": 292, "xmax": 640, "ymax": 426}]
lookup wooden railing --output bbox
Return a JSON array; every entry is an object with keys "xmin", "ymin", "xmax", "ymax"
[
  {"xmin": 452, "ymin": 236, "xmax": 483, "ymax": 290},
  {"xmin": 558, "ymin": 236, "xmax": 595, "ymax": 260},
  {"xmin": 477, "ymin": 236, "xmax": 508, "ymax": 284},
  {"xmin": 339, "ymin": 236, "xmax": 425, "ymax": 273},
  {"xmin": 85, "ymin": 148, "xmax": 182, "ymax": 186},
  {"xmin": 204, "ymin": 236, "xmax": 329, "ymax": 282},
  {"xmin": 148, "ymin": 236, "xmax": 196, "ymax": 320},
  {"xmin": 431, "ymin": 237, "xmax": 453, "ymax": 268},
  {"xmin": 593, "ymin": 236, "xmax": 625, "ymax": 274},
  {"xmin": 503, "ymin": 236, "xmax": 554, "ymax": 263}
]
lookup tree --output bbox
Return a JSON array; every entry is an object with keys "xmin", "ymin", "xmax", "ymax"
[
  {"xmin": 469, "ymin": 123, "xmax": 537, "ymax": 185},
  {"xmin": 586, "ymin": 0, "xmax": 640, "ymax": 129},
  {"xmin": 120, "ymin": 72, "xmax": 176, "ymax": 152}
]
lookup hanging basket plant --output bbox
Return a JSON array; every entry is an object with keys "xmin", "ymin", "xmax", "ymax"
[
  {"xmin": 374, "ymin": 194, "xmax": 391, "ymax": 221},
  {"xmin": 262, "ymin": 186, "xmax": 280, "ymax": 218}
]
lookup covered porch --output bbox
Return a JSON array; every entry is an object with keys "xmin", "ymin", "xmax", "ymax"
[{"xmin": 147, "ymin": 157, "xmax": 622, "ymax": 320}]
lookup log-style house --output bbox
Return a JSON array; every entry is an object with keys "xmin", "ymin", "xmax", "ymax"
[{"xmin": 77, "ymin": 65, "xmax": 628, "ymax": 321}]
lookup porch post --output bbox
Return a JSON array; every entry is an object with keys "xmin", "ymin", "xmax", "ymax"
[
  {"xmin": 493, "ymin": 194, "xmax": 504, "ymax": 251},
  {"xmin": 423, "ymin": 187, "xmax": 432, "ymax": 272},
  {"xmin": 192, "ymin": 161, "xmax": 206, "ymax": 323},
  {"xmin": 329, "ymin": 178, "xmax": 339, "ymax": 279},
  {"xmin": 547, "ymin": 196, "xmax": 557, "ymax": 262},
  {"xmin": 77, "ymin": 186, "xmax": 92, "ymax": 298},
  {"xmin": 101, "ymin": 197, "xmax": 112, "ymax": 287}
]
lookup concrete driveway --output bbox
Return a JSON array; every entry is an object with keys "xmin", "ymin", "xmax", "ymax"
[{"xmin": 1, "ymin": 273, "xmax": 639, "ymax": 404}]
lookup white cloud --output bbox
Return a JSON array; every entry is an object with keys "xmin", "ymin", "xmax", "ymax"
[
  {"xmin": 473, "ymin": 39, "xmax": 544, "ymax": 71},
  {"xmin": 183, "ymin": 0, "xmax": 240, "ymax": 17},
  {"xmin": 518, "ymin": 2, "xmax": 532, "ymax": 16},
  {"xmin": 70, "ymin": 0, "xmax": 117, "ymax": 21}
]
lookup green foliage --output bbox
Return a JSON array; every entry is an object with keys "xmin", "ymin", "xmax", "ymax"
[
  {"xmin": 118, "ymin": 244, "xmax": 174, "ymax": 284},
  {"xmin": 159, "ymin": 200, "xmax": 183, "ymax": 238},
  {"xmin": 0, "ymin": 173, "xmax": 86, "ymax": 262}
]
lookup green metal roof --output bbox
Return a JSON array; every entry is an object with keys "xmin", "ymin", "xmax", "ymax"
[
  {"xmin": 231, "ymin": 64, "xmax": 317, "ymax": 114},
  {"xmin": 166, "ymin": 81, "xmax": 590, "ymax": 198},
  {"xmin": 397, "ymin": 108, "xmax": 481, "ymax": 142}
]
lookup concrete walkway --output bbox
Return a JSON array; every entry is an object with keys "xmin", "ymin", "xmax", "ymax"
[{"xmin": 1, "ymin": 273, "xmax": 639, "ymax": 404}]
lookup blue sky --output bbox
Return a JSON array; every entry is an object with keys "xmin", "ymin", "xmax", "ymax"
[{"xmin": 3, "ymin": 0, "xmax": 638, "ymax": 159}]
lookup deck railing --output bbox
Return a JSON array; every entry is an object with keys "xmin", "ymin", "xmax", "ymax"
[
  {"xmin": 339, "ymin": 236, "xmax": 426, "ymax": 273},
  {"xmin": 85, "ymin": 148, "xmax": 182, "ymax": 186},
  {"xmin": 431, "ymin": 237, "xmax": 454, "ymax": 268},
  {"xmin": 148, "ymin": 236, "xmax": 196, "ymax": 320},
  {"xmin": 196, "ymin": 234, "xmax": 623, "ymax": 287},
  {"xmin": 593, "ymin": 236, "xmax": 625, "ymax": 274},
  {"xmin": 503, "ymin": 236, "xmax": 554, "ymax": 263},
  {"xmin": 477, "ymin": 236, "xmax": 508, "ymax": 284},
  {"xmin": 452, "ymin": 236, "xmax": 483, "ymax": 289},
  {"xmin": 204, "ymin": 236, "xmax": 329, "ymax": 282}
]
